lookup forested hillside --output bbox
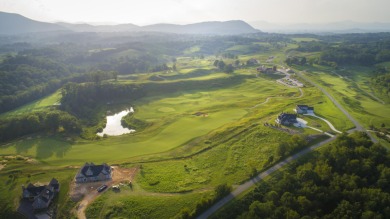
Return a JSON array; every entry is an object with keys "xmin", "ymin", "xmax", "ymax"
[{"xmin": 214, "ymin": 132, "xmax": 390, "ymax": 219}]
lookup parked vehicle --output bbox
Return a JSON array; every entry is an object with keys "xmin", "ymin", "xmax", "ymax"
[{"xmin": 97, "ymin": 185, "xmax": 107, "ymax": 192}]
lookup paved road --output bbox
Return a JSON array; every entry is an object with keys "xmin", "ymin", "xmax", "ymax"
[
  {"xmin": 198, "ymin": 69, "xmax": 379, "ymax": 219},
  {"xmin": 197, "ymin": 136, "xmax": 337, "ymax": 219},
  {"xmin": 296, "ymin": 72, "xmax": 377, "ymax": 143}
]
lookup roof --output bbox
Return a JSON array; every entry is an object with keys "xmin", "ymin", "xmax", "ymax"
[
  {"xmin": 78, "ymin": 163, "xmax": 111, "ymax": 178},
  {"xmin": 24, "ymin": 185, "xmax": 46, "ymax": 196},
  {"xmin": 277, "ymin": 113, "xmax": 297, "ymax": 124},
  {"xmin": 297, "ymin": 105, "xmax": 314, "ymax": 111},
  {"xmin": 49, "ymin": 178, "xmax": 60, "ymax": 190},
  {"xmin": 278, "ymin": 113, "xmax": 297, "ymax": 120},
  {"xmin": 297, "ymin": 105, "xmax": 309, "ymax": 109}
]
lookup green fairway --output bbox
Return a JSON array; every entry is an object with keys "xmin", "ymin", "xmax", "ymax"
[
  {"xmin": 0, "ymin": 91, "xmax": 61, "ymax": 118},
  {"xmin": 0, "ymin": 108, "xmax": 246, "ymax": 165}
]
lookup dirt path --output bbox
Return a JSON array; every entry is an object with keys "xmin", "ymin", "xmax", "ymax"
[
  {"xmin": 249, "ymin": 88, "xmax": 303, "ymax": 110},
  {"xmin": 71, "ymin": 166, "xmax": 138, "ymax": 219}
]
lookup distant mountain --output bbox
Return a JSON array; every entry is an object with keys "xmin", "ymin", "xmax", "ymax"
[
  {"xmin": 249, "ymin": 20, "xmax": 390, "ymax": 34},
  {"xmin": 57, "ymin": 22, "xmax": 140, "ymax": 32},
  {"xmin": 142, "ymin": 20, "xmax": 259, "ymax": 35},
  {"xmin": 60, "ymin": 20, "xmax": 258, "ymax": 35},
  {"xmin": 0, "ymin": 11, "xmax": 67, "ymax": 34},
  {"xmin": 0, "ymin": 11, "xmax": 259, "ymax": 35}
]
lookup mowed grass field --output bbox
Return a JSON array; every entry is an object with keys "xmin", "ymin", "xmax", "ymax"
[{"xmin": 0, "ymin": 90, "xmax": 61, "ymax": 118}]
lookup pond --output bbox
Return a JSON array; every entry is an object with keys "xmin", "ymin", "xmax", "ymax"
[{"xmin": 97, "ymin": 107, "xmax": 135, "ymax": 136}]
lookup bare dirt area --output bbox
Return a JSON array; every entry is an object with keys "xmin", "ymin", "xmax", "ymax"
[{"xmin": 70, "ymin": 166, "xmax": 138, "ymax": 219}]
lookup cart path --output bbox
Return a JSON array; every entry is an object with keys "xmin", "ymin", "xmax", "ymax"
[
  {"xmin": 296, "ymin": 71, "xmax": 377, "ymax": 143},
  {"xmin": 304, "ymin": 113, "xmax": 342, "ymax": 134}
]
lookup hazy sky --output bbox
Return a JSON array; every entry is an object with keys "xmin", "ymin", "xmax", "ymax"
[{"xmin": 1, "ymin": 0, "xmax": 390, "ymax": 25}]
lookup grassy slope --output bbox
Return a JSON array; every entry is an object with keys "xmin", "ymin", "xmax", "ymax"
[
  {"xmin": 297, "ymin": 65, "xmax": 390, "ymax": 128},
  {"xmin": 0, "ymin": 40, "xmax": 365, "ymax": 218},
  {"xmin": 0, "ymin": 91, "xmax": 61, "ymax": 119}
]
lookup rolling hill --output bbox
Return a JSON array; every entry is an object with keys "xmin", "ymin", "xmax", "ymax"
[
  {"xmin": 0, "ymin": 11, "xmax": 259, "ymax": 35},
  {"xmin": 0, "ymin": 11, "xmax": 67, "ymax": 34}
]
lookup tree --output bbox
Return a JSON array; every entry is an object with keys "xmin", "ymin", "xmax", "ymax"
[
  {"xmin": 218, "ymin": 60, "xmax": 226, "ymax": 70},
  {"xmin": 224, "ymin": 64, "xmax": 234, "ymax": 73},
  {"xmin": 300, "ymin": 57, "xmax": 307, "ymax": 65},
  {"xmin": 215, "ymin": 183, "xmax": 232, "ymax": 200}
]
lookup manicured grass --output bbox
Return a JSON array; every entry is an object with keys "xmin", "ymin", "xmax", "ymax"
[
  {"xmin": 0, "ymin": 91, "xmax": 61, "ymax": 118},
  {"xmin": 0, "ymin": 108, "xmax": 246, "ymax": 165},
  {"xmin": 299, "ymin": 67, "xmax": 390, "ymax": 129}
]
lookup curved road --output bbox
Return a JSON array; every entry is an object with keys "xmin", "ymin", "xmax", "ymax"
[
  {"xmin": 198, "ymin": 69, "xmax": 378, "ymax": 219},
  {"xmin": 197, "ymin": 136, "xmax": 336, "ymax": 219},
  {"xmin": 296, "ymin": 72, "xmax": 377, "ymax": 143}
]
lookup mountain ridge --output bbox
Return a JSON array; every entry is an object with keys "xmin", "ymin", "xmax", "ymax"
[{"xmin": 0, "ymin": 11, "xmax": 259, "ymax": 35}]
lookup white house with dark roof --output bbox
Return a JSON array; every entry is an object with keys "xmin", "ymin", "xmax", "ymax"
[
  {"xmin": 75, "ymin": 162, "xmax": 112, "ymax": 183},
  {"xmin": 276, "ymin": 113, "xmax": 297, "ymax": 126},
  {"xmin": 296, "ymin": 105, "xmax": 314, "ymax": 114}
]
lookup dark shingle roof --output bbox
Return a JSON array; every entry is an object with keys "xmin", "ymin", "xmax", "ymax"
[
  {"xmin": 79, "ymin": 163, "xmax": 111, "ymax": 178},
  {"xmin": 24, "ymin": 185, "xmax": 46, "ymax": 196}
]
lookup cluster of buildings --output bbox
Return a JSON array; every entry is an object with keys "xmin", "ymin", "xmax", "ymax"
[
  {"xmin": 21, "ymin": 163, "xmax": 112, "ymax": 214},
  {"xmin": 257, "ymin": 65, "xmax": 277, "ymax": 73},
  {"xmin": 275, "ymin": 105, "xmax": 314, "ymax": 126}
]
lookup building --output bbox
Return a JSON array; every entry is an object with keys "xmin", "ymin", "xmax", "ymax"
[
  {"xmin": 296, "ymin": 105, "xmax": 314, "ymax": 114},
  {"xmin": 75, "ymin": 162, "xmax": 112, "ymax": 183},
  {"xmin": 22, "ymin": 178, "xmax": 60, "ymax": 211},
  {"xmin": 276, "ymin": 113, "xmax": 297, "ymax": 126},
  {"xmin": 246, "ymin": 58, "xmax": 259, "ymax": 66},
  {"xmin": 257, "ymin": 65, "xmax": 276, "ymax": 73}
]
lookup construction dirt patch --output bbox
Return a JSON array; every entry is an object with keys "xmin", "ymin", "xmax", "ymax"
[{"xmin": 70, "ymin": 166, "xmax": 138, "ymax": 219}]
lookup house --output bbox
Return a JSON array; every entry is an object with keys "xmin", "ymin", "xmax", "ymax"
[
  {"xmin": 296, "ymin": 105, "xmax": 314, "ymax": 114},
  {"xmin": 246, "ymin": 58, "xmax": 259, "ymax": 66},
  {"xmin": 257, "ymin": 65, "xmax": 276, "ymax": 73},
  {"xmin": 75, "ymin": 162, "xmax": 112, "ymax": 183},
  {"xmin": 22, "ymin": 178, "xmax": 60, "ymax": 211},
  {"xmin": 276, "ymin": 113, "xmax": 297, "ymax": 126}
]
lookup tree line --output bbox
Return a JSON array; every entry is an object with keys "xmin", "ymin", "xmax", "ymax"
[
  {"xmin": 213, "ymin": 132, "xmax": 390, "ymax": 219},
  {"xmin": 0, "ymin": 110, "xmax": 81, "ymax": 142},
  {"xmin": 60, "ymin": 75, "xmax": 248, "ymax": 118}
]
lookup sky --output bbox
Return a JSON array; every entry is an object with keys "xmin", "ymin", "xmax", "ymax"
[{"xmin": 1, "ymin": 0, "xmax": 390, "ymax": 25}]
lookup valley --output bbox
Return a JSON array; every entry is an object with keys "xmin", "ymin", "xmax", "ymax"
[{"xmin": 0, "ymin": 26, "xmax": 389, "ymax": 219}]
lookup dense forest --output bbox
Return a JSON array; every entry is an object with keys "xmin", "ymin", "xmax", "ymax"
[
  {"xmin": 214, "ymin": 132, "xmax": 390, "ymax": 219},
  {"xmin": 290, "ymin": 33, "xmax": 390, "ymax": 67},
  {"xmin": 0, "ymin": 109, "xmax": 81, "ymax": 142}
]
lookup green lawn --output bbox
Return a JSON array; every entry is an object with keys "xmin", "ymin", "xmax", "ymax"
[{"xmin": 0, "ymin": 91, "xmax": 61, "ymax": 118}]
